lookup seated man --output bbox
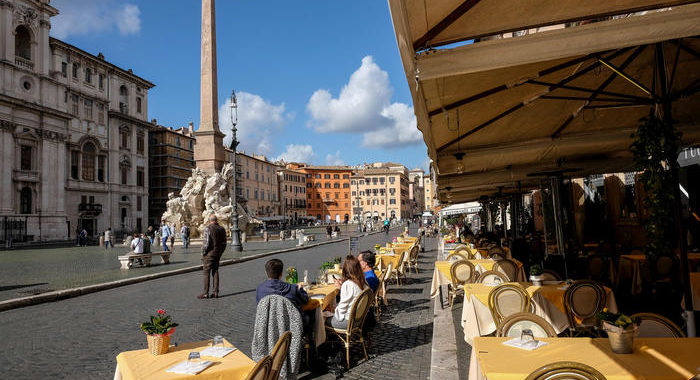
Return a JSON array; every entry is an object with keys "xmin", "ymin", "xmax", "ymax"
[
  {"xmin": 256, "ymin": 259, "xmax": 309, "ymax": 310},
  {"xmin": 358, "ymin": 251, "xmax": 379, "ymax": 293}
]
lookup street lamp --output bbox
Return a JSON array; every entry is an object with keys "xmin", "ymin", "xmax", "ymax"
[{"xmin": 229, "ymin": 90, "xmax": 242, "ymax": 252}]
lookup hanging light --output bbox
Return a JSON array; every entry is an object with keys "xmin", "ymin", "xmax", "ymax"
[{"xmin": 453, "ymin": 152, "xmax": 465, "ymax": 174}]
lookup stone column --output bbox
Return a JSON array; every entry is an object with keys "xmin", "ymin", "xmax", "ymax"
[{"xmin": 194, "ymin": 0, "xmax": 226, "ymax": 174}]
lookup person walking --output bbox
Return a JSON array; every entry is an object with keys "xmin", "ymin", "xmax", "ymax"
[
  {"xmin": 199, "ymin": 214, "xmax": 227, "ymax": 299},
  {"xmin": 326, "ymin": 224, "xmax": 332, "ymax": 240},
  {"xmin": 181, "ymin": 224, "xmax": 190, "ymax": 249},
  {"xmin": 160, "ymin": 221, "xmax": 171, "ymax": 251},
  {"xmin": 104, "ymin": 227, "xmax": 113, "ymax": 249},
  {"xmin": 80, "ymin": 229, "xmax": 88, "ymax": 247},
  {"xmin": 147, "ymin": 225, "xmax": 155, "ymax": 244},
  {"xmin": 169, "ymin": 224, "xmax": 175, "ymax": 248}
]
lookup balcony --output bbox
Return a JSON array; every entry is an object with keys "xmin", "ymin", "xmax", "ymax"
[
  {"xmin": 119, "ymin": 103, "xmax": 129, "ymax": 114},
  {"xmin": 78, "ymin": 203, "xmax": 102, "ymax": 215},
  {"xmin": 13, "ymin": 170, "xmax": 39, "ymax": 183},
  {"xmin": 322, "ymin": 198, "xmax": 336, "ymax": 204},
  {"xmin": 15, "ymin": 56, "xmax": 33, "ymax": 70}
]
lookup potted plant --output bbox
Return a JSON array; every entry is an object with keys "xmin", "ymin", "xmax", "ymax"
[
  {"xmin": 597, "ymin": 309, "xmax": 640, "ymax": 354},
  {"xmin": 140, "ymin": 309, "xmax": 178, "ymax": 355},
  {"xmin": 285, "ymin": 267, "xmax": 298, "ymax": 283},
  {"xmin": 529, "ymin": 264, "xmax": 544, "ymax": 286}
]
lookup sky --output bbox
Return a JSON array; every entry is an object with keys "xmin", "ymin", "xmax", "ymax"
[{"xmin": 50, "ymin": 0, "xmax": 429, "ymax": 171}]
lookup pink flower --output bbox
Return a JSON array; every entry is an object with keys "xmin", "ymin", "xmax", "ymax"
[{"xmin": 157, "ymin": 309, "xmax": 166, "ymax": 315}]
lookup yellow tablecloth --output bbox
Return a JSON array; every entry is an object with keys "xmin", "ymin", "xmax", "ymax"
[
  {"xmin": 684, "ymin": 272, "xmax": 700, "ymax": 311},
  {"xmin": 377, "ymin": 253, "xmax": 403, "ymax": 270},
  {"xmin": 469, "ymin": 337, "xmax": 700, "ymax": 380},
  {"xmin": 114, "ymin": 339, "xmax": 255, "ymax": 380},
  {"xmin": 430, "ymin": 260, "xmax": 524, "ymax": 298},
  {"xmin": 303, "ymin": 283, "xmax": 338, "ymax": 312},
  {"xmin": 460, "ymin": 282, "xmax": 618, "ymax": 344}
]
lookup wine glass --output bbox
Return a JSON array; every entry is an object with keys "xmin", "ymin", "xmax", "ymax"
[{"xmin": 187, "ymin": 351, "xmax": 201, "ymax": 369}]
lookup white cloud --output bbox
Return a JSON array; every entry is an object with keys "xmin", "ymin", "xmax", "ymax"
[
  {"xmin": 325, "ymin": 151, "xmax": 345, "ymax": 166},
  {"xmin": 219, "ymin": 92, "xmax": 293, "ymax": 156},
  {"xmin": 306, "ymin": 56, "xmax": 421, "ymax": 148},
  {"xmin": 275, "ymin": 144, "xmax": 314, "ymax": 163},
  {"xmin": 51, "ymin": 0, "xmax": 141, "ymax": 39}
]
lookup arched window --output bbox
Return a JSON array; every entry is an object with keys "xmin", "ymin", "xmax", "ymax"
[
  {"xmin": 82, "ymin": 143, "xmax": 96, "ymax": 181},
  {"xmin": 15, "ymin": 26, "xmax": 31, "ymax": 60},
  {"xmin": 119, "ymin": 85, "xmax": 128, "ymax": 113},
  {"xmin": 20, "ymin": 187, "xmax": 32, "ymax": 214}
]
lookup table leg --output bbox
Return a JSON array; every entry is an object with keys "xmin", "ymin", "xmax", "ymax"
[{"xmin": 439, "ymin": 285, "xmax": 444, "ymax": 309}]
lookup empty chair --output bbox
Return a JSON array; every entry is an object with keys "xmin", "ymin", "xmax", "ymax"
[
  {"xmin": 244, "ymin": 355, "xmax": 272, "ymax": 380},
  {"xmin": 448, "ymin": 260, "xmax": 476, "ymax": 308},
  {"xmin": 476, "ymin": 270, "xmax": 509, "ymax": 284},
  {"xmin": 446, "ymin": 251, "xmax": 468, "ymax": 262},
  {"xmin": 493, "ymin": 259, "xmax": 519, "ymax": 282},
  {"xmin": 526, "ymin": 361, "xmax": 607, "ymax": 380},
  {"xmin": 393, "ymin": 250, "xmax": 408, "ymax": 285},
  {"xmin": 377, "ymin": 262, "xmax": 393, "ymax": 309},
  {"xmin": 488, "ymin": 284, "xmax": 532, "ymax": 327},
  {"xmin": 408, "ymin": 245, "xmax": 420, "ymax": 273},
  {"xmin": 496, "ymin": 312, "xmax": 557, "ymax": 338},
  {"xmin": 541, "ymin": 269, "xmax": 562, "ymax": 282},
  {"xmin": 631, "ymin": 312, "xmax": 685, "ymax": 337},
  {"xmin": 267, "ymin": 331, "xmax": 292, "ymax": 380},
  {"xmin": 563, "ymin": 280, "xmax": 607, "ymax": 336}
]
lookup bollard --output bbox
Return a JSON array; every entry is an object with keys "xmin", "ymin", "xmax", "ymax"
[
  {"xmin": 263, "ymin": 231, "xmax": 268, "ymax": 242},
  {"xmin": 241, "ymin": 231, "xmax": 247, "ymax": 243}
]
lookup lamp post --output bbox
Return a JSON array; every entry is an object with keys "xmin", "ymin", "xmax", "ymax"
[{"xmin": 229, "ymin": 90, "xmax": 242, "ymax": 252}]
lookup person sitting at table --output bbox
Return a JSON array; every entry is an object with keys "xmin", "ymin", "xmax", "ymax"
[
  {"xmin": 256, "ymin": 259, "xmax": 309, "ymax": 310},
  {"xmin": 358, "ymin": 250, "xmax": 379, "ymax": 293},
  {"xmin": 325, "ymin": 255, "xmax": 367, "ymax": 330}
]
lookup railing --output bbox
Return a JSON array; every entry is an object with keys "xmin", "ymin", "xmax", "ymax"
[
  {"xmin": 119, "ymin": 103, "xmax": 129, "ymax": 114},
  {"xmin": 13, "ymin": 170, "xmax": 39, "ymax": 182},
  {"xmin": 15, "ymin": 56, "xmax": 34, "ymax": 70}
]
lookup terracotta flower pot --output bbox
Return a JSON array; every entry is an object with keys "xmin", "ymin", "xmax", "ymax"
[{"xmin": 146, "ymin": 334, "xmax": 171, "ymax": 355}]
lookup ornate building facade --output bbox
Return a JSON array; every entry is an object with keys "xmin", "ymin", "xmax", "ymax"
[{"xmin": 0, "ymin": 0, "xmax": 154, "ymax": 242}]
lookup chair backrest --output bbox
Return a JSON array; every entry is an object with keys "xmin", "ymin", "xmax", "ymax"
[
  {"xmin": 347, "ymin": 288, "xmax": 373, "ymax": 333},
  {"xmin": 453, "ymin": 246, "xmax": 470, "ymax": 257},
  {"xmin": 653, "ymin": 255, "xmax": 676, "ymax": 278},
  {"xmin": 493, "ymin": 259, "xmax": 518, "ymax": 281},
  {"xmin": 563, "ymin": 280, "xmax": 606, "ymax": 327},
  {"xmin": 450, "ymin": 260, "xmax": 476, "ymax": 286},
  {"xmin": 244, "ymin": 355, "xmax": 272, "ymax": 380},
  {"xmin": 541, "ymin": 269, "xmax": 562, "ymax": 282},
  {"xmin": 631, "ymin": 312, "xmax": 685, "ymax": 337},
  {"xmin": 476, "ymin": 270, "xmax": 508, "ymax": 284},
  {"xmin": 396, "ymin": 251, "xmax": 407, "ymax": 274},
  {"xmin": 488, "ymin": 284, "xmax": 532, "ymax": 326},
  {"xmin": 409, "ymin": 245, "xmax": 420, "ymax": 263},
  {"xmin": 446, "ymin": 252, "xmax": 468, "ymax": 262},
  {"xmin": 587, "ymin": 255, "xmax": 609, "ymax": 282},
  {"xmin": 525, "ymin": 361, "xmax": 608, "ymax": 380},
  {"xmin": 496, "ymin": 312, "xmax": 557, "ymax": 338},
  {"xmin": 267, "ymin": 331, "xmax": 291, "ymax": 380},
  {"xmin": 382, "ymin": 262, "xmax": 394, "ymax": 282}
]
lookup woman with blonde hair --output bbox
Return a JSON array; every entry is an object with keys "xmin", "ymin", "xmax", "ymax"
[{"xmin": 326, "ymin": 255, "xmax": 367, "ymax": 329}]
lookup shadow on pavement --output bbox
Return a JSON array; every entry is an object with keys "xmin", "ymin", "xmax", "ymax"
[{"xmin": 0, "ymin": 282, "xmax": 49, "ymax": 291}]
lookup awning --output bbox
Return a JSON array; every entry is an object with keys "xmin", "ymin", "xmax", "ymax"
[
  {"xmin": 439, "ymin": 201, "xmax": 482, "ymax": 216},
  {"xmin": 388, "ymin": 0, "xmax": 700, "ymax": 202}
]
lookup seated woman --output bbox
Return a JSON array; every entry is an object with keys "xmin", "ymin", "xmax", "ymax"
[{"xmin": 326, "ymin": 255, "xmax": 367, "ymax": 330}]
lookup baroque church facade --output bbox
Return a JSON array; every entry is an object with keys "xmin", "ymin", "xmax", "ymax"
[{"xmin": 0, "ymin": 0, "xmax": 154, "ymax": 241}]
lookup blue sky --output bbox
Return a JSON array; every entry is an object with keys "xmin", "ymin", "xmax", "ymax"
[{"xmin": 51, "ymin": 0, "xmax": 428, "ymax": 171}]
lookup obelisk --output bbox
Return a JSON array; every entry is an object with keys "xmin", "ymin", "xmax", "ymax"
[{"xmin": 194, "ymin": 0, "xmax": 226, "ymax": 173}]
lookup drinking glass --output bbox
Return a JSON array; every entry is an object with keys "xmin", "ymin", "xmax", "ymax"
[
  {"xmin": 520, "ymin": 329, "xmax": 537, "ymax": 347},
  {"xmin": 212, "ymin": 335, "xmax": 224, "ymax": 350},
  {"xmin": 187, "ymin": 352, "xmax": 201, "ymax": 369}
]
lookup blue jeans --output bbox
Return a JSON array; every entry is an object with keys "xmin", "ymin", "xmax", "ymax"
[
  {"xmin": 104, "ymin": 241, "xmax": 113, "ymax": 249},
  {"xmin": 182, "ymin": 237, "xmax": 189, "ymax": 248},
  {"xmin": 162, "ymin": 237, "xmax": 169, "ymax": 251}
]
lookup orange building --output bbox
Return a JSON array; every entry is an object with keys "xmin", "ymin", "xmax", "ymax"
[{"xmin": 292, "ymin": 164, "xmax": 352, "ymax": 223}]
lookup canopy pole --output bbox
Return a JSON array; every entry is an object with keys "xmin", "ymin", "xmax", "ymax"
[
  {"xmin": 550, "ymin": 175, "xmax": 570, "ymax": 280},
  {"xmin": 656, "ymin": 42, "xmax": 695, "ymax": 336}
]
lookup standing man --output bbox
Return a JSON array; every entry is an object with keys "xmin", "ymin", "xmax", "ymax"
[
  {"xmin": 181, "ymin": 224, "xmax": 190, "ymax": 249},
  {"xmin": 169, "ymin": 224, "xmax": 176, "ymax": 248},
  {"xmin": 104, "ymin": 227, "xmax": 113, "ymax": 249},
  {"xmin": 80, "ymin": 228, "xmax": 88, "ymax": 247},
  {"xmin": 199, "ymin": 214, "xmax": 227, "ymax": 299},
  {"xmin": 147, "ymin": 225, "xmax": 155, "ymax": 244},
  {"xmin": 160, "ymin": 221, "xmax": 171, "ymax": 251}
]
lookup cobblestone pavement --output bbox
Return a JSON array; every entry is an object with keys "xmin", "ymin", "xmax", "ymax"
[
  {"xmin": 0, "ymin": 227, "xmax": 430, "ymax": 379},
  {"xmin": 0, "ymin": 228, "xmax": 366, "ymax": 302}
]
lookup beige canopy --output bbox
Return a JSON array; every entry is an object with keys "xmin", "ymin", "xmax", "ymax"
[{"xmin": 388, "ymin": 0, "xmax": 700, "ymax": 202}]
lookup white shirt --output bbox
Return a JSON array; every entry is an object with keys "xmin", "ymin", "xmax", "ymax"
[
  {"xmin": 131, "ymin": 237, "xmax": 144, "ymax": 254},
  {"xmin": 334, "ymin": 280, "xmax": 363, "ymax": 322},
  {"xmin": 104, "ymin": 230, "xmax": 112, "ymax": 241}
]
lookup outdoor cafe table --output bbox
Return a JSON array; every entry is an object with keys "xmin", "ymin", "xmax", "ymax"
[
  {"xmin": 684, "ymin": 272, "xmax": 700, "ymax": 311},
  {"xmin": 617, "ymin": 253, "xmax": 700, "ymax": 295},
  {"xmin": 114, "ymin": 339, "xmax": 255, "ymax": 380},
  {"xmin": 468, "ymin": 337, "xmax": 700, "ymax": 380},
  {"xmin": 460, "ymin": 282, "xmax": 618, "ymax": 344},
  {"xmin": 303, "ymin": 283, "xmax": 338, "ymax": 347},
  {"xmin": 430, "ymin": 260, "xmax": 527, "ymax": 298}
]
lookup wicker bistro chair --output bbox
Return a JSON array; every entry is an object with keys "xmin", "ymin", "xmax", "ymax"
[
  {"xmin": 244, "ymin": 355, "xmax": 272, "ymax": 380},
  {"xmin": 325, "ymin": 288, "xmax": 373, "ymax": 369},
  {"xmin": 488, "ymin": 284, "xmax": 532, "ymax": 327},
  {"xmin": 563, "ymin": 280, "xmax": 607, "ymax": 337},
  {"xmin": 496, "ymin": 312, "xmax": 557, "ymax": 338},
  {"xmin": 267, "ymin": 331, "xmax": 292, "ymax": 380},
  {"xmin": 631, "ymin": 312, "xmax": 685, "ymax": 337},
  {"xmin": 489, "ymin": 247, "xmax": 506, "ymax": 261},
  {"xmin": 392, "ymin": 250, "xmax": 408, "ymax": 285},
  {"xmin": 408, "ymin": 245, "xmax": 420, "ymax": 273},
  {"xmin": 476, "ymin": 270, "xmax": 509, "ymax": 284},
  {"xmin": 541, "ymin": 269, "xmax": 562, "ymax": 282},
  {"xmin": 493, "ymin": 259, "xmax": 519, "ymax": 282},
  {"xmin": 525, "ymin": 361, "xmax": 608, "ymax": 380},
  {"xmin": 453, "ymin": 245, "xmax": 471, "ymax": 258},
  {"xmin": 446, "ymin": 252, "xmax": 468, "ymax": 263},
  {"xmin": 448, "ymin": 260, "xmax": 477, "ymax": 308},
  {"xmin": 375, "ymin": 264, "xmax": 392, "ymax": 318}
]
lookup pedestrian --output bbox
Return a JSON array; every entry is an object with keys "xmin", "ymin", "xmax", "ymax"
[
  {"xmin": 326, "ymin": 224, "xmax": 332, "ymax": 239},
  {"xmin": 104, "ymin": 227, "xmax": 113, "ymax": 249},
  {"xmin": 147, "ymin": 225, "xmax": 155, "ymax": 244},
  {"xmin": 130, "ymin": 232, "xmax": 145, "ymax": 266},
  {"xmin": 80, "ymin": 229, "xmax": 88, "ymax": 247},
  {"xmin": 75, "ymin": 227, "xmax": 81, "ymax": 246},
  {"xmin": 160, "ymin": 221, "xmax": 171, "ymax": 251},
  {"xmin": 199, "ymin": 214, "xmax": 227, "ymax": 299},
  {"xmin": 169, "ymin": 224, "xmax": 175, "ymax": 248},
  {"xmin": 181, "ymin": 224, "xmax": 190, "ymax": 249},
  {"xmin": 334, "ymin": 225, "xmax": 340, "ymax": 237}
]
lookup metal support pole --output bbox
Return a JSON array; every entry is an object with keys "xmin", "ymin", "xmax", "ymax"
[
  {"xmin": 229, "ymin": 90, "xmax": 242, "ymax": 252},
  {"xmin": 551, "ymin": 175, "xmax": 569, "ymax": 280}
]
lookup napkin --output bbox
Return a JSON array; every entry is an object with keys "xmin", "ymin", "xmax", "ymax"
[
  {"xmin": 311, "ymin": 294, "xmax": 326, "ymax": 299},
  {"xmin": 502, "ymin": 338, "xmax": 549, "ymax": 351},
  {"xmin": 166, "ymin": 360, "xmax": 214, "ymax": 375},
  {"xmin": 200, "ymin": 346, "xmax": 236, "ymax": 358}
]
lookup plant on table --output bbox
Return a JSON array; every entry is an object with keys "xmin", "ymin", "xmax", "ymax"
[
  {"xmin": 286, "ymin": 266, "xmax": 298, "ymax": 283},
  {"xmin": 596, "ymin": 309, "xmax": 640, "ymax": 354},
  {"xmin": 140, "ymin": 309, "xmax": 178, "ymax": 355}
]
